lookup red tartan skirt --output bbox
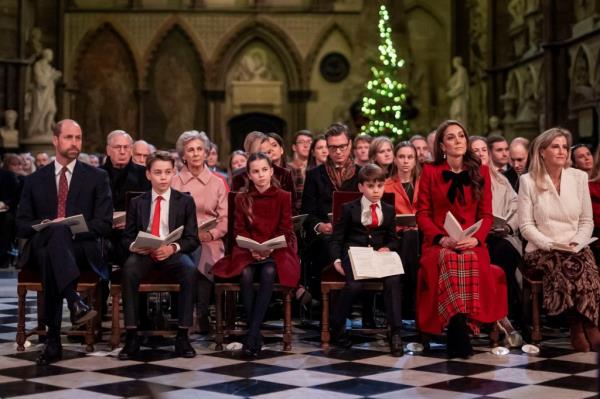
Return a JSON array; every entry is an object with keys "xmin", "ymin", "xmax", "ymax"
[{"xmin": 417, "ymin": 245, "xmax": 508, "ymax": 334}]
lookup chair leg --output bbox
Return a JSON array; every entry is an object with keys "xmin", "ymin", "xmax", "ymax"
[
  {"xmin": 110, "ymin": 287, "xmax": 121, "ymax": 349},
  {"xmin": 489, "ymin": 322, "xmax": 500, "ymax": 347},
  {"xmin": 36, "ymin": 292, "xmax": 46, "ymax": 336},
  {"xmin": 283, "ymin": 289, "xmax": 292, "ymax": 351},
  {"xmin": 321, "ymin": 286, "xmax": 330, "ymax": 351},
  {"xmin": 215, "ymin": 286, "xmax": 224, "ymax": 351},
  {"xmin": 531, "ymin": 283, "xmax": 542, "ymax": 344},
  {"xmin": 84, "ymin": 288, "xmax": 95, "ymax": 352},
  {"xmin": 16, "ymin": 286, "xmax": 27, "ymax": 351}
]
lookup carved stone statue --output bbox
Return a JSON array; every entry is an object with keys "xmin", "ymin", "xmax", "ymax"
[
  {"xmin": 0, "ymin": 110, "xmax": 19, "ymax": 149},
  {"xmin": 26, "ymin": 27, "xmax": 43, "ymax": 60},
  {"xmin": 508, "ymin": 0, "xmax": 526, "ymax": 27},
  {"xmin": 488, "ymin": 115, "xmax": 503, "ymax": 136},
  {"xmin": 235, "ymin": 48, "xmax": 275, "ymax": 82},
  {"xmin": 517, "ymin": 76, "xmax": 538, "ymax": 122},
  {"xmin": 447, "ymin": 56, "xmax": 469, "ymax": 125},
  {"xmin": 27, "ymin": 48, "xmax": 61, "ymax": 138}
]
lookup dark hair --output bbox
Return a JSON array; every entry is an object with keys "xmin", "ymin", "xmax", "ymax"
[
  {"xmin": 293, "ymin": 130, "xmax": 313, "ymax": 143},
  {"xmin": 389, "ymin": 141, "xmax": 421, "ymax": 184},
  {"xmin": 353, "ymin": 133, "xmax": 373, "ymax": 146},
  {"xmin": 308, "ymin": 134, "xmax": 327, "ymax": 168},
  {"xmin": 486, "ymin": 134, "xmax": 507, "ymax": 151},
  {"xmin": 266, "ymin": 132, "xmax": 287, "ymax": 168},
  {"xmin": 146, "ymin": 150, "xmax": 174, "ymax": 169},
  {"xmin": 433, "ymin": 120, "xmax": 484, "ymax": 200},
  {"xmin": 358, "ymin": 163, "xmax": 386, "ymax": 184},
  {"xmin": 324, "ymin": 122, "xmax": 351, "ymax": 142},
  {"xmin": 239, "ymin": 152, "xmax": 278, "ymax": 222}
]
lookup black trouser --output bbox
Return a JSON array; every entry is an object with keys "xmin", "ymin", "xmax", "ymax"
[
  {"xmin": 240, "ymin": 261, "xmax": 276, "ymax": 340},
  {"xmin": 30, "ymin": 225, "xmax": 89, "ymax": 337},
  {"xmin": 304, "ymin": 234, "xmax": 333, "ymax": 297},
  {"xmin": 0, "ymin": 211, "xmax": 15, "ymax": 267},
  {"xmin": 399, "ymin": 229, "xmax": 420, "ymax": 318},
  {"xmin": 122, "ymin": 253, "xmax": 197, "ymax": 328},
  {"xmin": 331, "ymin": 254, "xmax": 403, "ymax": 334},
  {"xmin": 487, "ymin": 235, "xmax": 522, "ymax": 322}
]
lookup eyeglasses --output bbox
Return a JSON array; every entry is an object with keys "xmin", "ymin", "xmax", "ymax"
[
  {"xmin": 110, "ymin": 145, "xmax": 132, "ymax": 151},
  {"xmin": 295, "ymin": 139, "xmax": 312, "ymax": 146},
  {"xmin": 327, "ymin": 142, "xmax": 350, "ymax": 153}
]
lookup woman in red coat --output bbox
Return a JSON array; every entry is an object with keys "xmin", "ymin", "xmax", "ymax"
[
  {"xmin": 416, "ymin": 120, "xmax": 507, "ymax": 358},
  {"xmin": 213, "ymin": 153, "xmax": 300, "ymax": 356}
]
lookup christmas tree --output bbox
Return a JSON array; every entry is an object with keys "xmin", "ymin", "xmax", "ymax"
[{"xmin": 361, "ymin": 4, "xmax": 409, "ymax": 139}]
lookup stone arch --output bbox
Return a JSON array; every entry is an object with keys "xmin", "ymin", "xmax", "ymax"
[
  {"xmin": 572, "ymin": 46, "xmax": 591, "ymax": 87},
  {"xmin": 142, "ymin": 22, "xmax": 208, "ymax": 147},
  {"xmin": 71, "ymin": 22, "xmax": 140, "ymax": 88},
  {"xmin": 211, "ymin": 18, "xmax": 304, "ymax": 90},
  {"xmin": 305, "ymin": 21, "xmax": 353, "ymax": 76},
  {"xmin": 72, "ymin": 23, "xmax": 139, "ymax": 151},
  {"xmin": 142, "ymin": 17, "xmax": 207, "ymax": 88}
]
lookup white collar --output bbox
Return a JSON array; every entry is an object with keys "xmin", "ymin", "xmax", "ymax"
[
  {"xmin": 360, "ymin": 195, "xmax": 381, "ymax": 209},
  {"xmin": 54, "ymin": 159, "xmax": 76, "ymax": 176},
  {"xmin": 151, "ymin": 188, "xmax": 171, "ymax": 202}
]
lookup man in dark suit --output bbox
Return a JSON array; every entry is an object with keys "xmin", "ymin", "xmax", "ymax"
[
  {"xmin": 488, "ymin": 135, "xmax": 519, "ymax": 192},
  {"xmin": 119, "ymin": 151, "xmax": 200, "ymax": 360},
  {"xmin": 0, "ymin": 168, "xmax": 20, "ymax": 268},
  {"xmin": 101, "ymin": 130, "xmax": 151, "ymax": 263},
  {"xmin": 16, "ymin": 119, "xmax": 113, "ymax": 365},
  {"xmin": 329, "ymin": 164, "xmax": 403, "ymax": 355},
  {"xmin": 301, "ymin": 123, "xmax": 360, "ymax": 295}
]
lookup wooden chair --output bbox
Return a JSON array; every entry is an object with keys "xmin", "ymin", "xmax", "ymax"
[
  {"xmin": 109, "ymin": 268, "xmax": 181, "ymax": 348},
  {"xmin": 320, "ymin": 191, "xmax": 395, "ymax": 350},
  {"xmin": 518, "ymin": 262, "xmax": 543, "ymax": 345},
  {"xmin": 214, "ymin": 191, "xmax": 294, "ymax": 351},
  {"xmin": 16, "ymin": 268, "xmax": 100, "ymax": 352}
]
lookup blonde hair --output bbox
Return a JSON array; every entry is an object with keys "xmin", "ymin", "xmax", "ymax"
[
  {"xmin": 368, "ymin": 136, "xmax": 394, "ymax": 163},
  {"xmin": 528, "ymin": 127, "xmax": 572, "ymax": 191}
]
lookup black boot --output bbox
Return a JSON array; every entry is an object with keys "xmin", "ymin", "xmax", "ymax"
[
  {"xmin": 37, "ymin": 337, "xmax": 62, "ymax": 365},
  {"xmin": 174, "ymin": 329, "xmax": 196, "ymax": 358},
  {"xmin": 447, "ymin": 314, "xmax": 473, "ymax": 359},
  {"xmin": 118, "ymin": 329, "xmax": 140, "ymax": 360}
]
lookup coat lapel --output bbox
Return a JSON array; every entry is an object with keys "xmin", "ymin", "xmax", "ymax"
[
  {"xmin": 66, "ymin": 161, "xmax": 85, "ymax": 216},
  {"xmin": 168, "ymin": 190, "xmax": 177, "ymax": 233},
  {"xmin": 45, "ymin": 165, "xmax": 58, "ymax": 217},
  {"xmin": 141, "ymin": 192, "xmax": 151, "ymax": 231}
]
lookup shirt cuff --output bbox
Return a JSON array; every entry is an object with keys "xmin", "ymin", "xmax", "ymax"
[
  {"xmin": 171, "ymin": 243, "xmax": 181, "ymax": 253},
  {"xmin": 314, "ymin": 222, "xmax": 322, "ymax": 235},
  {"xmin": 334, "ymin": 258, "xmax": 341, "ymax": 265}
]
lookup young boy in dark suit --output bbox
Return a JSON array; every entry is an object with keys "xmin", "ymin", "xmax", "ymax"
[
  {"xmin": 119, "ymin": 151, "xmax": 200, "ymax": 360},
  {"xmin": 329, "ymin": 164, "xmax": 404, "ymax": 356}
]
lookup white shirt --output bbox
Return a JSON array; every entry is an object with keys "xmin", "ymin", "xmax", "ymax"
[
  {"xmin": 360, "ymin": 196, "xmax": 383, "ymax": 227},
  {"xmin": 148, "ymin": 188, "xmax": 171, "ymax": 239},
  {"xmin": 54, "ymin": 159, "xmax": 76, "ymax": 190}
]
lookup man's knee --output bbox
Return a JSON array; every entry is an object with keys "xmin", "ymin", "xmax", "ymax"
[{"xmin": 384, "ymin": 275, "xmax": 402, "ymax": 290}]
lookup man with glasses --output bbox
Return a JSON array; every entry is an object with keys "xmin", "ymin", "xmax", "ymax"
[
  {"xmin": 289, "ymin": 130, "xmax": 313, "ymax": 213},
  {"xmin": 101, "ymin": 130, "xmax": 151, "ymax": 265},
  {"xmin": 301, "ymin": 123, "xmax": 360, "ymax": 297}
]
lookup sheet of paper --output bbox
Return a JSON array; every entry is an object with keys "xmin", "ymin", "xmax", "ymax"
[
  {"xmin": 32, "ymin": 214, "xmax": 89, "ymax": 235},
  {"xmin": 236, "ymin": 235, "xmax": 287, "ymax": 251}
]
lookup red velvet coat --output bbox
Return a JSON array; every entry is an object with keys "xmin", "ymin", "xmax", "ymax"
[
  {"xmin": 415, "ymin": 162, "xmax": 507, "ymax": 334},
  {"xmin": 213, "ymin": 186, "xmax": 300, "ymax": 288}
]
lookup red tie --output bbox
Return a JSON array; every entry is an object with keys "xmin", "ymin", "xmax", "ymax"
[
  {"xmin": 370, "ymin": 203, "xmax": 379, "ymax": 228},
  {"xmin": 151, "ymin": 196, "xmax": 163, "ymax": 236},
  {"xmin": 57, "ymin": 167, "xmax": 68, "ymax": 218}
]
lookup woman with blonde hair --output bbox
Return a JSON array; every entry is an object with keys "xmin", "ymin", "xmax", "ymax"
[
  {"xmin": 518, "ymin": 127, "xmax": 600, "ymax": 351},
  {"xmin": 369, "ymin": 136, "xmax": 394, "ymax": 177}
]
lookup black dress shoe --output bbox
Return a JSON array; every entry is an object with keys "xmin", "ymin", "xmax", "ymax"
[
  {"xmin": 390, "ymin": 333, "xmax": 404, "ymax": 357},
  {"xmin": 37, "ymin": 340, "xmax": 62, "ymax": 365},
  {"xmin": 174, "ymin": 335, "xmax": 196, "ymax": 358},
  {"xmin": 118, "ymin": 332, "xmax": 140, "ymax": 360},
  {"xmin": 243, "ymin": 334, "xmax": 263, "ymax": 358},
  {"xmin": 68, "ymin": 298, "xmax": 97, "ymax": 326},
  {"xmin": 331, "ymin": 330, "xmax": 353, "ymax": 349}
]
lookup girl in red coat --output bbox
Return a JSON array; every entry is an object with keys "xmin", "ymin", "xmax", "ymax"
[
  {"xmin": 213, "ymin": 152, "xmax": 300, "ymax": 357},
  {"xmin": 416, "ymin": 120, "xmax": 507, "ymax": 358}
]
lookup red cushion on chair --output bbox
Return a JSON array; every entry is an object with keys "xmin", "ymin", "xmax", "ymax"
[{"xmin": 321, "ymin": 265, "xmax": 345, "ymax": 282}]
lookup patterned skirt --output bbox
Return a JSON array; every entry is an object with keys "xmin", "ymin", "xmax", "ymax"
[
  {"xmin": 437, "ymin": 249, "xmax": 480, "ymax": 326},
  {"xmin": 524, "ymin": 247, "xmax": 600, "ymax": 325}
]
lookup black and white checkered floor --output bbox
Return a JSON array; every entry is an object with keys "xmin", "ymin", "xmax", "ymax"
[{"xmin": 0, "ymin": 296, "xmax": 597, "ymax": 399}]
